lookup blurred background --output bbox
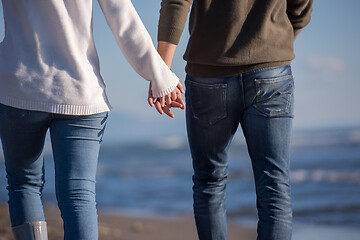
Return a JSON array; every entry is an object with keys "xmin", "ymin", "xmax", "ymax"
[{"xmin": 0, "ymin": 0, "xmax": 359, "ymax": 239}]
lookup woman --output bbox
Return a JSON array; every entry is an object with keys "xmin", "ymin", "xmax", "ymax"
[{"xmin": 0, "ymin": 0, "xmax": 183, "ymax": 239}]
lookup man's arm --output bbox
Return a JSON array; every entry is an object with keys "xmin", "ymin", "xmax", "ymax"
[
  {"xmin": 147, "ymin": 0, "xmax": 192, "ymax": 117},
  {"xmin": 157, "ymin": 0, "xmax": 192, "ymax": 71},
  {"xmin": 97, "ymin": 0, "xmax": 180, "ymax": 99},
  {"xmin": 158, "ymin": 0, "xmax": 192, "ymax": 45},
  {"xmin": 148, "ymin": 41, "xmax": 183, "ymax": 118},
  {"xmin": 157, "ymin": 41, "xmax": 177, "ymax": 68},
  {"xmin": 287, "ymin": 0, "xmax": 313, "ymax": 38}
]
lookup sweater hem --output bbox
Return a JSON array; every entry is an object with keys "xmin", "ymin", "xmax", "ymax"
[
  {"xmin": 185, "ymin": 61, "xmax": 292, "ymax": 78},
  {"xmin": 0, "ymin": 96, "xmax": 112, "ymax": 116}
]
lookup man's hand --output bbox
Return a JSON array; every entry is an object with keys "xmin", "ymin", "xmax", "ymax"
[{"xmin": 148, "ymin": 82, "xmax": 185, "ymax": 118}]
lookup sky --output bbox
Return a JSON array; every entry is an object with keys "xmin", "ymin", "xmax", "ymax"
[{"xmin": 0, "ymin": 0, "xmax": 359, "ymax": 144}]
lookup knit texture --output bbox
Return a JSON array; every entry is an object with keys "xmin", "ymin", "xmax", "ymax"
[
  {"xmin": 158, "ymin": 0, "xmax": 313, "ymax": 78},
  {"xmin": 0, "ymin": 0, "xmax": 179, "ymax": 115}
]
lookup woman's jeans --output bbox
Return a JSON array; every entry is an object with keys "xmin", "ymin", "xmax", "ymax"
[
  {"xmin": 0, "ymin": 104, "xmax": 108, "ymax": 240},
  {"xmin": 185, "ymin": 65, "xmax": 294, "ymax": 240}
]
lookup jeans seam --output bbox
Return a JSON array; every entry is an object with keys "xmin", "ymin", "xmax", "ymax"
[{"xmin": 239, "ymin": 74, "xmax": 246, "ymax": 113}]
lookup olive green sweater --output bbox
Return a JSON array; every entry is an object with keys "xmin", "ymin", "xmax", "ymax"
[{"xmin": 158, "ymin": 0, "xmax": 313, "ymax": 77}]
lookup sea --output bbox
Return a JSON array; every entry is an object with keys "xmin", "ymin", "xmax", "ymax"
[{"xmin": 0, "ymin": 127, "xmax": 359, "ymax": 239}]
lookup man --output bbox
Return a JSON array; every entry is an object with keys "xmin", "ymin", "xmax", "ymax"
[{"xmin": 151, "ymin": 0, "xmax": 313, "ymax": 239}]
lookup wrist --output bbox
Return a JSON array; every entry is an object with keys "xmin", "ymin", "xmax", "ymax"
[{"xmin": 157, "ymin": 41, "xmax": 177, "ymax": 68}]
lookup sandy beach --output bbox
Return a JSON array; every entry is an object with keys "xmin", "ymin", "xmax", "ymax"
[{"xmin": 0, "ymin": 205, "xmax": 256, "ymax": 240}]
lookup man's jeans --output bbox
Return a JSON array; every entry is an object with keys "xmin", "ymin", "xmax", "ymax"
[
  {"xmin": 185, "ymin": 65, "xmax": 294, "ymax": 240},
  {"xmin": 0, "ymin": 103, "xmax": 108, "ymax": 240}
]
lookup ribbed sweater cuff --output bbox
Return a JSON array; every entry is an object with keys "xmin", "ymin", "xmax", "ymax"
[{"xmin": 151, "ymin": 77, "xmax": 179, "ymax": 98}]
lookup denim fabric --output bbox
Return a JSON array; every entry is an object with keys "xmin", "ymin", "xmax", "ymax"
[
  {"xmin": 185, "ymin": 65, "xmax": 294, "ymax": 240},
  {"xmin": 0, "ymin": 103, "xmax": 108, "ymax": 240}
]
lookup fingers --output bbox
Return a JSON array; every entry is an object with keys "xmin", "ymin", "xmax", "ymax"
[
  {"xmin": 165, "ymin": 94, "xmax": 172, "ymax": 106},
  {"xmin": 176, "ymin": 93, "xmax": 185, "ymax": 109},
  {"xmin": 162, "ymin": 101, "xmax": 185, "ymax": 118},
  {"xmin": 152, "ymin": 94, "xmax": 185, "ymax": 117},
  {"xmin": 148, "ymin": 97, "xmax": 154, "ymax": 107},
  {"xmin": 177, "ymin": 82, "xmax": 184, "ymax": 94},
  {"xmin": 154, "ymin": 101, "xmax": 163, "ymax": 115},
  {"xmin": 170, "ymin": 102, "xmax": 183, "ymax": 108},
  {"xmin": 171, "ymin": 90, "xmax": 177, "ymax": 101},
  {"xmin": 148, "ymin": 81, "xmax": 186, "ymax": 117},
  {"xmin": 160, "ymin": 96, "xmax": 165, "ymax": 107},
  {"xmin": 163, "ymin": 106, "xmax": 175, "ymax": 118},
  {"xmin": 154, "ymin": 101, "xmax": 180, "ymax": 117},
  {"xmin": 149, "ymin": 95, "xmax": 173, "ymax": 109}
]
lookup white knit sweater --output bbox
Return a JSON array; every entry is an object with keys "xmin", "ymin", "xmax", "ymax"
[{"xmin": 0, "ymin": 0, "xmax": 179, "ymax": 115}]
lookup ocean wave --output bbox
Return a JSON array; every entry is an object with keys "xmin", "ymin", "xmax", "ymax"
[
  {"xmin": 291, "ymin": 169, "xmax": 360, "ymax": 184},
  {"xmin": 151, "ymin": 136, "xmax": 187, "ymax": 150}
]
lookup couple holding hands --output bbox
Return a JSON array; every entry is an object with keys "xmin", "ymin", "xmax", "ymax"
[{"xmin": 0, "ymin": 0, "xmax": 312, "ymax": 239}]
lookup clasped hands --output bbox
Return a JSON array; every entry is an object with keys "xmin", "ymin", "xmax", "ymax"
[{"xmin": 148, "ymin": 82, "xmax": 185, "ymax": 118}]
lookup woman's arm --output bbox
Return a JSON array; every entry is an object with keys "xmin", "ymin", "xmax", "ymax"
[{"xmin": 97, "ymin": 0, "xmax": 179, "ymax": 99}]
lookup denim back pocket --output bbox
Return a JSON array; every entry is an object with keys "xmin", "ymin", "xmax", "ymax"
[
  {"xmin": 0, "ymin": 103, "xmax": 30, "ymax": 120},
  {"xmin": 186, "ymin": 79, "xmax": 227, "ymax": 125},
  {"xmin": 253, "ymin": 74, "xmax": 294, "ymax": 117}
]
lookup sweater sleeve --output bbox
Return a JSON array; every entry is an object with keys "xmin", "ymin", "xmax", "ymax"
[
  {"xmin": 97, "ymin": 0, "xmax": 179, "ymax": 98},
  {"xmin": 287, "ymin": 0, "xmax": 313, "ymax": 38},
  {"xmin": 158, "ymin": 0, "xmax": 192, "ymax": 45}
]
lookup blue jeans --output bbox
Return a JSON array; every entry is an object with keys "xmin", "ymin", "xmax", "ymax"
[
  {"xmin": 185, "ymin": 65, "xmax": 294, "ymax": 240},
  {"xmin": 0, "ymin": 103, "xmax": 108, "ymax": 240}
]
